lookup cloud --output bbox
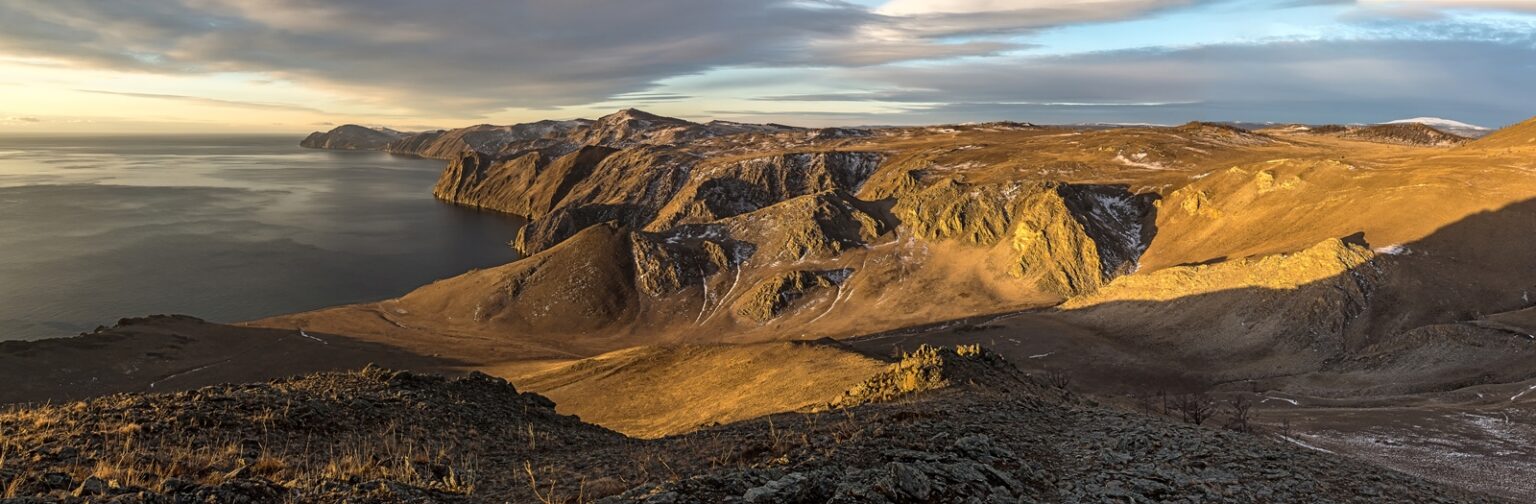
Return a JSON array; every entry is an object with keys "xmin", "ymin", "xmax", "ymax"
[
  {"xmin": 77, "ymin": 89, "xmax": 325, "ymax": 113},
  {"xmin": 874, "ymin": 0, "xmax": 1207, "ymax": 37},
  {"xmin": 0, "ymin": 1, "xmax": 1221, "ymax": 115},
  {"xmin": 2, "ymin": 116, "xmax": 43, "ymax": 123},
  {"xmin": 605, "ymin": 92, "xmax": 695, "ymax": 103},
  {"xmin": 791, "ymin": 38, "xmax": 1536, "ymax": 126},
  {"xmin": 1359, "ymin": 0, "xmax": 1536, "ymax": 13},
  {"xmin": 1343, "ymin": 0, "xmax": 1536, "ymax": 20},
  {"xmin": 1, "ymin": 1, "xmax": 1529, "ymax": 128}
]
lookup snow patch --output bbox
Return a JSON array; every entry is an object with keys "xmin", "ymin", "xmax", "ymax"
[
  {"xmin": 1262, "ymin": 396, "xmax": 1301, "ymax": 406},
  {"xmin": 1113, "ymin": 152, "xmax": 1173, "ymax": 171},
  {"xmin": 298, "ymin": 329, "xmax": 328, "ymax": 345},
  {"xmin": 1278, "ymin": 435, "xmax": 1335, "ymax": 454},
  {"xmin": 1512, "ymin": 384, "xmax": 1536, "ymax": 402},
  {"xmin": 1383, "ymin": 117, "xmax": 1490, "ymax": 131}
]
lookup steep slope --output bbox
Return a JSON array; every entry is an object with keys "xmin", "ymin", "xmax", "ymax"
[
  {"xmin": 255, "ymin": 222, "xmax": 648, "ymax": 360},
  {"xmin": 711, "ymin": 190, "xmax": 886, "ymax": 263},
  {"xmin": 646, "ymin": 151, "xmax": 883, "ymax": 229},
  {"xmin": 1469, "ymin": 116, "xmax": 1536, "ymax": 149},
  {"xmin": 892, "ymin": 179, "xmax": 1154, "ymax": 297},
  {"xmin": 431, "ymin": 145, "xmax": 619, "ymax": 216},
  {"xmin": 393, "ymin": 222, "xmax": 640, "ymax": 337},
  {"xmin": 511, "ymin": 146, "xmax": 696, "ymax": 254}
]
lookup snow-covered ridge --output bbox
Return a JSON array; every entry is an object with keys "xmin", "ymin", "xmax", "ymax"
[{"xmin": 1382, "ymin": 117, "xmax": 1491, "ymax": 137}]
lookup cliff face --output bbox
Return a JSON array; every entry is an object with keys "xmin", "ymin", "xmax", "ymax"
[
  {"xmin": 431, "ymin": 146, "xmax": 619, "ymax": 216},
  {"xmin": 290, "ymin": 110, "xmax": 1190, "ymax": 344},
  {"xmin": 892, "ymin": 179, "xmax": 1154, "ymax": 297},
  {"xmin": 646, "ymin": 151, "xmax": 883, "ymax": 230},
  {"xmin": 733, "ymin": 269, "xmax": 854, "ymax": 323}
]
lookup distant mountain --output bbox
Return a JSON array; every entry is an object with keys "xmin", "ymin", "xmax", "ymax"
[
  {"xmin": 1259, "ymin": 121, "xmax": 1470, "ymax": 146},
  {"xmin": 299, "ymin": 108, "xmax": 835, "ymax": 159},
  {"xmin": 385, "ymin": 120, "xmax": 592, "ymax": 159},
  {"xmin": 1341, "ymin": 123, "xmax": 1469, "ymax": 147},
  {"xmin": 298, "ymin": 124, "xmax": 406, "ymax": 150},
  {"xmin": 1382, "ymin": 117, "xmax": 1491, "ymax": 138}
]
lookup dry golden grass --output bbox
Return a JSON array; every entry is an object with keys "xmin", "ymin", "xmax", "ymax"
[
  {"xmin": 504, "ymin": 341, "xmax": 885, "ymax": 438},
  {"xmin": 0, "ymin": 369, "xmax": 621, "ymax": 501},
  {"xmin": 0, "ymin": 421, "xmax": 482, "ymax": 496}
]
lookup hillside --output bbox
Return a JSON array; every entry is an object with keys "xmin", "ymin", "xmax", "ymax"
[
  {"xmin": 0, "ymin": 349, "xmax": 1501, "ymax": 503},
  {"xmin": 1383, "ymin": 117, "xmax": 1491, "ymax": 138},
  {"xmin": 1338, "ymin": 122, "xmax": 1469, "ymax": 146},
  {"xmin": 1470, "ymin": 116, "xmax": 1536, "ymax": 149},
  {"xmin": 499, "ymin": 340, "xmax": 885, "ymax": 438},
  {"xmin": 7, "ymin": 109, "xmax": 1536, "ymax": 500},
  {"xmin": 299, "ymin": 109, "xmax": 819, "ymax": 161}
]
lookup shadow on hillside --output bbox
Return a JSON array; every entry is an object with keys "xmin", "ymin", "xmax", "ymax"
[
  {"xmin": 0, "ymin": 316, "xmax": 471, "ymax": 405},
  {"xmin": 850, "ymin": 196, "xmax": 1536, "ymax": 398}
]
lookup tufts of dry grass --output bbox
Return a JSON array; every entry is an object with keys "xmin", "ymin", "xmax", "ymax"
[{"xmin": 0, "ymin": 367, "xmax": 619, "ymax": 501}]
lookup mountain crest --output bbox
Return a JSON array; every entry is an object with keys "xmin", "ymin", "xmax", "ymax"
[{"xmin": 599, "ymin": 108, "xmax": 690, "ymax": 125}]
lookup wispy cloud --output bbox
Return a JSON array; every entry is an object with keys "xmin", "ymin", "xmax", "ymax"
[
  {"xmin": 0, "ymin": 1, "xmax": 1224, "ymax": 115},
  {"xmin": 0, "ymin": 1, "xmax": 1532, "ymax": 128},
  {"xmin": 76, "ymin": 89, "xmax": 323, "ymax": 113}
]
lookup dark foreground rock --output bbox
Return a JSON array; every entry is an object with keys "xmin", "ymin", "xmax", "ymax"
[{"xmin": 0, "ymin": 349, "xmax": 1503, "ymax": 503}]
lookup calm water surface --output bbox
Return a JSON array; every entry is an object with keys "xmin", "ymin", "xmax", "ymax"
[{"xmin": 0, "ymin": 135, "xmax": 523, "ymax": 341}]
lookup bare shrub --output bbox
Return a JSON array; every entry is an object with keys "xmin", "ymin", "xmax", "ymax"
[
  {"xmin": 1171, "ymin": 392, "xmax": 1215, "ymax": 425},
  {"xmin": 1042, "ymin": 369, "xmax": 1072, "ymax": 391},
  {"xmin": 1223, "ymin": 396, "xmax": 1254, "ymax": 433}
]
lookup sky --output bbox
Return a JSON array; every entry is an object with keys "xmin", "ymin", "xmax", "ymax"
[{"xmin": 0, "ymin": 0, "xmax": 1534, "ymax": 133}]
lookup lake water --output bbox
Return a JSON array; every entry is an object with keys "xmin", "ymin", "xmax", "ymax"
[{"xmin": 0, "ymin": 135, "xmax": 524, "ymax": 341}]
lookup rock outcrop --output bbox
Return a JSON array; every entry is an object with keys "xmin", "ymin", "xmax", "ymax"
[
  {"xmin": 894, "ymin": 179, "xmax": 1155, "ymax": 297},
  {"xmin": 629, "ymin": 231, "xmax": 743, "ymax": 297},
  {"xmin": 647, "ymin": 151, "xmax": 883, "ymax": 229},
  {"xmin": 734, "ymin": 269, "xmax": 854, "ymax": 323},
  {"xmin": 715, "ymin": 191, "xmax": 886, "ymax": 263},
  {"xmin": 833, "ymin": 344, "xmax": 1022, "ymax": 407}
]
